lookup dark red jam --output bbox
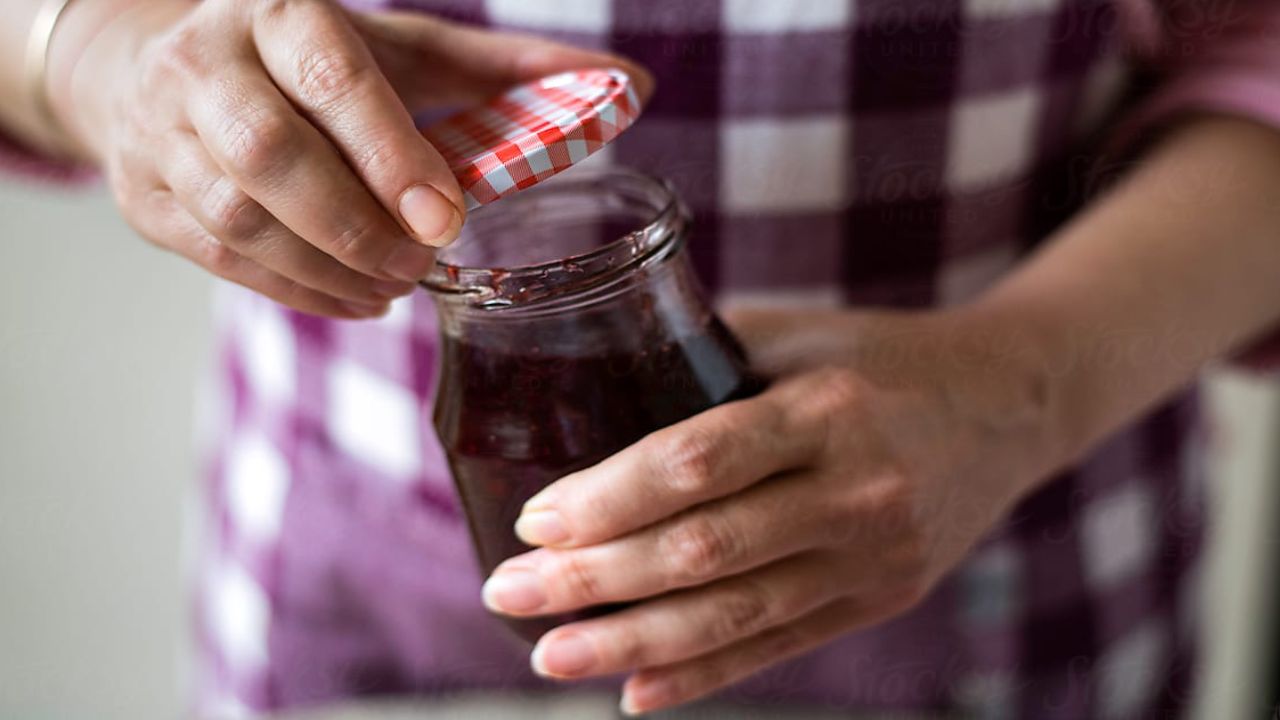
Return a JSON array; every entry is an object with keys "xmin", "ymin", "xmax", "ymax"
[{"xmin": 434, "ymin": 315, "xmax": 759, "ymax": 643}]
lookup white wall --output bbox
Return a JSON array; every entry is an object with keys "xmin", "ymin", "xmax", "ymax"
[
  {"xmin": 0, "ymin": 177, "xmax": 208, "ymax": 720},
  {"xmin": 1197, "ymin": 372, "xmax": 1280, "ymax": 720},
  {"xmin": 0, "ymin": 177, "xmax": 1275, "ymax": 719}
]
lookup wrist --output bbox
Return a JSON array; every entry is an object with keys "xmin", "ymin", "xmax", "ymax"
[
  {"xmin": 925, "ymin": 305, "xmax": 1074, "ymax": 501},
  {"xmin": 44, "ymin": 0, "xmax": 188, "ymax": 162}
]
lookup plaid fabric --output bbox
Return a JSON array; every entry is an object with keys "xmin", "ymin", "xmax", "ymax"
[
  {"xmin": 422, "ymin": 68, "xmax": 642, "ymax": 209},
  {"xmin": 192, "ymin": 1, "xmax": 1215, "ymax": 717}
]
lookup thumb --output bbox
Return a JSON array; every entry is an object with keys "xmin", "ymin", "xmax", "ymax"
[{"xmin": 349, "ymin": 10, "xmax": 655, "ymax": 111}]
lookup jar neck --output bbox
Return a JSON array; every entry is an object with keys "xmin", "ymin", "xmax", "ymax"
[
  {"xmin": 421, "ymin": 168, "xmax": 688, "ymax": 318},
  {"xmin": 435, "ymin": 247, "xmax": 717, "ymax": 359}
]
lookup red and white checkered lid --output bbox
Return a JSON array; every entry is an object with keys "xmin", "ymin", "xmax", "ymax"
[{"xmin": 420, "ymin": 69, "xmax": 643, "ymax": 211}]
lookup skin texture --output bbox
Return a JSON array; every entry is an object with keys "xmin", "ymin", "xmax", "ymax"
[
  {"xmin": 6, "ymin": 1, "xmax": 1280, "ymax": 717},
  {"xmin": 2, "ymin": 0, "xmax": 650, "ymax": 318}
]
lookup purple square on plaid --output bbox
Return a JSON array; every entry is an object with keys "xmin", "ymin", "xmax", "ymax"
[
  {"xmin": 1044, "ymin": 0, "xmax": 1119, "ymax": 79},
  {"xmin": 386, "ymin": 0, "xmax": 485, "ymax": 23},
  {"xmin": 843, "ymin": 197, "xmax": 947, "ymax": 282},
  {"xmin": 330, "ymin": 316, "xmax": 416, "ymax": 392},
  {"xmin": 610, "ymin": 31, "xmax": 723, "ymax": 118},
  {"xmin": 943, "ymin": 180, "xmax": 1032, "ymax": 256},
  {"xmin": 853, "ymin": 10, "xmax": 963, "ymax": 110},
  {"xmin": 612, "ymin": 117, "xmax": 724, "ymax": 284},
  {"xmin": 722, "ymin": 32, "xmax": 851, "ymax": 116},
  {"xmin": 610, "ymin": 0, "xmax": 723, "ymax": 34},
  {"xmin": 612, "ymin": 118, "xmax": 721, "ymax": 209},
  {"xmin": 852, "ymin": 106, "xmax": 952, "ymax": 204},
  {"xmin": 851, "ymin": 3, "xmax": 968, "ymax": 109},
  {"xmin": 856, "ymin": 0, "xmax": 966, "ymax": 27},
  {"xmin": 957, "ymin": 14, "xmax": 1058, "ymax": 96},
  {"xmin": 719, "ymin": 214, "xmax": 845, "ymax": 289}
]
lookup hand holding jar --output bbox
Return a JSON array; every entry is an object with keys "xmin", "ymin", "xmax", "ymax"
[{"xmin": 482, "ymin": 307, "xmax": 1064, "ymax": 715}]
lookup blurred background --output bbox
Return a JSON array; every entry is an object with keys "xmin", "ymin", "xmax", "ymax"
[{"xmin": 1, "ymin": 176, "xmax": 1277, "ymax": 719}]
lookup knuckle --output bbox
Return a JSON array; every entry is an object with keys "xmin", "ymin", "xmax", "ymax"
[
  {"xmin": 257, "ymin": 0, "xmax": 302, "ymax": 23},
  {"xmin": 203, "ymin": 181, "xmax": 268, "ymax": 242},
  {"xmin": 327, "ymin": 221, "xmax": 381, "ymax": 267},
  {"xmin": 812, "ymin": 366, "xmax": 864, "ymax": 412},
  {"xmin": 353, "ymin": 136, "xmax": 401, "ymax": 179},
  {"xmin": 608, "ymin": 621, "xmax": 653, "ymax": 669},
  {"xmin": 707, "ymin": 582, "xmax": 773, "ymax": 645},
  {"xmin": 193, "ymin": 236, "xmax": 243, "ymax": 277},
  {"xmin": 816, "ymin": 498, "xmax": 859, "ymax": 546},
  {"xmin": 751, "ymin": 624, "xmax": 806, "ymax": 666},
  {"xmin": 660, "ymin": 516, "xmax": 739, "ymax": 585},
  {"xmin": 218, "ymin": 108, "xmax": 297, "ymax": 182},
  {"xmin": 554, "ymin": 553, "xmax": 605, "ymax": 605},
  {"xmin": 147, "ymin": 26, "xmax": 205, "ymax": 84},
  {"xmin": 863, "ymin": 480, "xmax": 931, "ymax": 581},
  {"xmin": 657, "ymin": 429, "xmax": 723, "ymax": 497},
  {"xmin": 293, "ymin": 45, "xmax": 368, "ymax": 110}
]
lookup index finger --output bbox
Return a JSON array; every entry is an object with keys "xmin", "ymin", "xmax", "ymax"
[
  {"xmin": 253, "ymin": 0, "xmax": 465, "ymax": 246},
  {"xmin": 516, "ymin": 379, "xmax": 823, "ymax": 548}
]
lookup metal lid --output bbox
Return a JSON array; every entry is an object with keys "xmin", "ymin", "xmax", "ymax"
[{"xmin": 419, "ymin": 68, "xmax": 643, "ymax": 211}]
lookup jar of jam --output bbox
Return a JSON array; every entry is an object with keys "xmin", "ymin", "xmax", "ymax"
[{"xmin": 421, "ymin": 167, "xmax": 759, "ymax": 643}]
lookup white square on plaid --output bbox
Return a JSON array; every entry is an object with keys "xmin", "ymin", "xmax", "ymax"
[
  {"xmin": 486, "ymin": 0, "xmax": 610, "ymax": 31},
  {"xmin": 947, "ymin": 87, "xmax": 1042, "ymax": 191},
  {"xmin": 208, "ymin": 562, "xmax": 269, "ymax": 670},
  {"xmin": 722, "ymin": 116, "xmax": 850, "ymax": 213},
  {"xmin": 951, "ymin": 670, "xmax": 1017, "ymax": 720},
  {"xmin": 964, "ymin": 0, "xmax": 1064, "ymax": 19},
  {"xmin": 937, "ymin": 243, "xmax": 1018, "ymax": 306},
  {"xmin": 723, "ymin": 0, "xmax": 853, "ymax": 32},
  {"xmin": 1082, "ymin": 481, "xmax": 1156, "ymax": 590},
  {"xmin": 936, "ymin": 243, "xmax": 1013, "ymax": 304},
  {"xmin": 959, "ymin": 542, "xmax": 1023, "ymax": 626},
  {"xmin": 327, "ymin": 359, "xmax": 421, "ymax": 480},
  {"xmin": 240, "ymin": 299, "xmax": 295, "ymax": 403},
  {"xmin": 225, "ymin": 431, "xmax": 289, "ymax": 541},
  {"xmin": 372, "ymin": 295, "xmax": 413, "ymax": 331},
  {"xmin": 1097, "ymin": 619, "xmax": 1167, "ymax": 719}
]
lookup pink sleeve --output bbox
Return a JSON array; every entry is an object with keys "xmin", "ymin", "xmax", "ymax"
[{"xmin": 1109, "ymin": 0, "xmax": 1280, "ymax": 373}]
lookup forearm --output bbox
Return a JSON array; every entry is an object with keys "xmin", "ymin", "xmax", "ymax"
[
  {"xmin": 0, "ymin": 0, "xmax": 151, "ymax": 160},
  {"xmin": 967, "ymin": 115, "xmax": 1280, "ymax": 480}
]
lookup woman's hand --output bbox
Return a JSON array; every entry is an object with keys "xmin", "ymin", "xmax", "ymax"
[
  {"xmin": 480, "ymin": 308, "xmax": 1065, "ymax": 715},
  {"xmin": 47, "ymin": 0, "xmax": 648, "ymax": 318}
]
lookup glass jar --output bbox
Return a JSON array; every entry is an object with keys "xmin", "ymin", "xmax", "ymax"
[{"xmin": 422, "ymin": 167, "xmax": 759, "ymax": 643}]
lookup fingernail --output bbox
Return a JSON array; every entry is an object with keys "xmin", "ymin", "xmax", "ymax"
[
  {"xmin": 399, "ymin": 185, "xmax": 463, "ymax": 247},
  {"xmin": 532, "ymin": 632, "xmax": 598, "ymax": 677},
  {"xmin": 340, "ymin": 300, "xmax": 390, "ymax": 318},
  {"xmin": 370, "ymin": 278, "xmax": 415, "ymax": 299},
  {"xmin": 482, "ymin": 568, "xmax": 547, "ymax": 614},
  {"xmin": 621, "ymin": 675, "xmax": 676, "ymax": 716},
  {"xmin": 515, "ymin": 510, "xmax": 570, "ymax": 546},
  {"xmin": 379, "ymin": 242, "xmax": 435, "ymax": 282}
]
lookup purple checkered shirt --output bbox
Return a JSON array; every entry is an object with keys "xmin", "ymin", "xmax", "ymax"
[{"xmin": 154, "ymin": 0, "xmax": 1280, "ymax": 717}]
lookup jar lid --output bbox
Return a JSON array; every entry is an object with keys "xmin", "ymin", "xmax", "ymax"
[{"xmin": 419, "ymin": 68, "xmax": 643, "ymax": 211}]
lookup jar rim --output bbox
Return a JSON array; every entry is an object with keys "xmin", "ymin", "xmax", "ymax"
[{"xmin": 418, "ymin": 167, "xmax": 685, "ymax": 310}]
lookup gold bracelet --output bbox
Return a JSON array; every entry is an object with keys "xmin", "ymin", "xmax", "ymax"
[{"xmin": 24, "ymin": 0, "xmax": 78, "ymax": 138}]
